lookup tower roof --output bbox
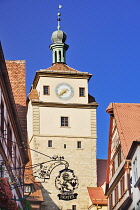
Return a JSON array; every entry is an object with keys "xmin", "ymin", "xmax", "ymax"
[
  {"xmin": 50, "ymin": 5, "xmax": 69, "ymax": 64},
  {"xmin": 45, "ymin": 63, "xmax": 81, "ymax": 72},
  {"xmin": 31, "ymin": 63, "xmax": 92, "ymax": 90},
  {"xmin": 51, "ymin": 30, "xmax": 67, "ymax": 44}
]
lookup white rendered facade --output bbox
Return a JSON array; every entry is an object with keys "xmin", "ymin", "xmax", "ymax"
[
  {"xmin": 127, "ymin": 142, "xmax": 140, "ymax": 210},
  {"xmin": 27, "ymin": 26, "xmax": 98, "ymax": 209},
  {"xmin": 27, "ymin": 70, "xmax": 98, "ymax": 210}
]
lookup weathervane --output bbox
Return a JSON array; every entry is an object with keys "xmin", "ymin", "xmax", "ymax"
[{"xmin": 57, "ymin": 5, "xmax": 62, "ymax": 30}]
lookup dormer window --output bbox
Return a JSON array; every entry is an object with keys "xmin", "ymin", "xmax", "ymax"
[
  {"xmin": 43, "ymin": 86, "xmax": 50, "ymax": 95},
  {"xmin": 79, "ymin": 87, "xmax": 85, "ymax": 97}
]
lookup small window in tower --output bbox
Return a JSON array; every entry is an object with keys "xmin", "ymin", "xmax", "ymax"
[
  {"xmin": 79, "ymin": 87, "xmax": 85, "ymax": 97},
  {"xmin": 64, "ymin": 144, "xmax": 66, "ymax": 149},
  {"xmin": 55, "ymin": 51, "xmax": 57, "ymax": 62},
  {"xmin": 61, "ymin": 117, "xmax": 69, "ymax": 127},
  {"xmin": 59, "ymin": 51, "xmax": 61, "ymax": 62},
  {"xmin": 77, "ymin": 141, "xmax": 81, "ymax": 148},
  {"xmin": 43, "ymin": 86, "xmax": 50, "ymax": 95},
  {"xmin": 72, "ymin": 205, "xmax": 76, "ymax": 210},
  {"xmin": 48, "ymin": 140, "xmax": 52, "ymax": 147}
]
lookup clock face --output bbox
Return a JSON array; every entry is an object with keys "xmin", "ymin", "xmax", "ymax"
[{"xmin": 55, "ymin": 83, "xmax": 74, "ymax": 100}]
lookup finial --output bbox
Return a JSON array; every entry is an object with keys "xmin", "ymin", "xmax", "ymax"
[{"xmin": 57, "ymin": 5, "xmax": 62, "ymax": 30}]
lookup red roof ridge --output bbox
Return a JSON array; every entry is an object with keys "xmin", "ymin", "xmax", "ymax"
[
  {"xmin": 45, "ymin": 63, "xmax": 79, "ymax": 72},
  {"xmin": 38, "ymin": 63, "xmax": 91, "ymax": 75},
  {"xmin": 6, "ymin": 60, "xmax": 25, "ymax": 63}
]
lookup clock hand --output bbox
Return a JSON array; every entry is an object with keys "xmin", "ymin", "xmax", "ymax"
[{"xmin": 59, "ymin": 88, "xmax": 69, "ymax": 96}]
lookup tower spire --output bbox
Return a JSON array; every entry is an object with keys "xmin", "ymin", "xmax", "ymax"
[
  {"xmin": 57, "ymin": 5, "xmax": 62, "ymax": 30},
  {"xmin": 49, "ymin": 5, "xmax": 69, "ymax": 64}
]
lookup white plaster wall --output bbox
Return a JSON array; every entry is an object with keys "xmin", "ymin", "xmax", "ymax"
[
  {"xmin": 36, "ymin": 76, "xmax": 88, "ymax": 104},
  {"xmin": 40, "ymin": 106, "xmax": 92, "ymax": 137},
  {"xmin": 129, "ymin": 146, "xmax": 140, "ymax": 210},
  {"xmin": 27, "ymin": 101, "xmax": 33, "ymax": 140},
  {"xmin": 28, "ymin": 73, "xmax": 97, "ymax": 209}
]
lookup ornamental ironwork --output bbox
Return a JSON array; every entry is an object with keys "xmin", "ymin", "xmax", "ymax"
[{"xmin": 55, "ymin": 168, "xmax": 78, "ymax": 201}]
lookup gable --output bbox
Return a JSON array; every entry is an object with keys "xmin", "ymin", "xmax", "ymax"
[{"xmin": 107, "ymin": 103, "xmax": 140, "ymax": 158}]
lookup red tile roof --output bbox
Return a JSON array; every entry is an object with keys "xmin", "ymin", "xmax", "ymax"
[
  {"xmin": 6, "ymin": 60, "xmax": 27, "ymax": 143},
  {"xmin": 88, "ymin": 187, "xmax": 107, "ymax": 205},
  {"xmin": 25, "ymin": 148, "xmax": 43, "ymax": 202},
  {"xmin": 97, "ymin": 159, "xmax": 107, "ymax": 187},
  {"xmin": 106, "ymin": 103, "xmax": 140, "ymax": 157},
  {"xmin": 28, "ymin": 89, "xmax": 39, "ymax": 100},
  {"xmin": 45, "ymin": 63, "xmax": 79, "ymax": 72},
  {"xmin": 27, "ymin": 182, "xmax": 43, "ymax": 202}
]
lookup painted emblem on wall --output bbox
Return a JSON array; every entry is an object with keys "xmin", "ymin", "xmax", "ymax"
[{"xmin": 55, "ymin": 168, "xmax": 78, "ymax": 200}]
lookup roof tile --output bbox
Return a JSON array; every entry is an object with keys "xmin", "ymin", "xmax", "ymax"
[
  {"xmin": 28, "ymin": 89, "xmax": 39, "ymax": 100},
  {"xmin": 25, "ymin": 148, "xmax": 43, "ymax": 202},
  {"xmin": 45, "ymin": 63, "xmax": 79, "ymax": 72},
  {"xmin": 6, "ymin": 60, "xmax": 27, "ymax": 143},
  {"xmin": 88, "ymin": 187, "xmax": 107, "ymax": 205},
  {"xmin": 106, "ymin": 103, "xmax": 140, "ymax": 157}
]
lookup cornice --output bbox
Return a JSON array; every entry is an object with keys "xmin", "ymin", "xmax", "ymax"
[
  {"xmin": 31, "ymin": 100, "xmax": 98, "ymax": 109},
  {"xmin": 30, "ymin": 134, "xmax": 96, "ymax": 139},
  {"xmin": 33, "ymin": 71, "xmax": 91, "ymax": 89}
]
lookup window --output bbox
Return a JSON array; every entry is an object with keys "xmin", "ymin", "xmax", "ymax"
[
  {"xmin": 77, "ymin": 141, "xmax": 81, "ymax": 148},
  {"xmin": 61, "ymin": 117, "xmax": 68, "ymax": 127},
  {"xmin": 72, "ymin": 205, "xmax": 76, "ymax": 210},
  {"xmin": 24, "ymin": 185, "xmax": 31, "ymax": 193},
  {"xmin": 1, "ymin": 101, "xmax": 4, "ymax": 135},
  {"xmin": 7, "ymin": 123, "xmax": 12, "ymax": 157},
  {"xmin": 120, "ymin": 176, "xmax": 125, "ymax": 196},
  {"xmin": 55, "ymin": 51, "xmax": 57, "ymax": 62},
  {"xmin": 133, "ymin": 157, "xmax": 138, "ymax": 183},
  {"xmin": 118, "ymin": 148, "xmax": 121, "ymax": 166},
  {"xmin": 79, "ymin": 87, "xmax": 85, "ymax": 97},
  {"xmin": 112, "ymin": 161, "xmax": 115, "ymax": 176},
  {"xmin": 43, "ymin": 86, "xmax": 50, "ymax": 95},
  {"xmin": 18, "ymin": 158, "xmax": 22, "ymax": 183},
  {"xmin": 48, "ymin": 140, "xmax": 52, "ymax": 147},
  {"xmin": 59, "ymin": 51, "xmax": 61, "ymax": 61},
  {"xmin": 109, "ymin": 194, "xmax": 113, "ymax": 209},
  {"xmin": 115, "ymin": 185, "xmax": 118, "ymax": 204},
  {"xmin": 64, "ymin": 144, "xmax": 66, "ymax": 149}
]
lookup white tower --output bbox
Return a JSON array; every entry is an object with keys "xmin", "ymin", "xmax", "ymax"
[{"xmin": 27, "ymin": 7, "xmax": 98, "ymax": 210}]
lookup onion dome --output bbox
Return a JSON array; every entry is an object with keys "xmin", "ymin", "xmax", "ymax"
[{"xmin": 51, "ymin": 30, "xmax": 67, "ymax": 44}]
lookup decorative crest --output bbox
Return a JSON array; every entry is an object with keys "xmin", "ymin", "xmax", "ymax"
[
  {"xmin": 55, "ymin": 168, "xmax": 78, "ymax": 200},
  {"xmin": 57, "ymin": 5, "xmax": 62, "ymax": 30}
]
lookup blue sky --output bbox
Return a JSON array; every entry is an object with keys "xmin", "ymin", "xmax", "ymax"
[{"xmin": 1, "ymin": 0, "xmax": 140, "ymax": 159}]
